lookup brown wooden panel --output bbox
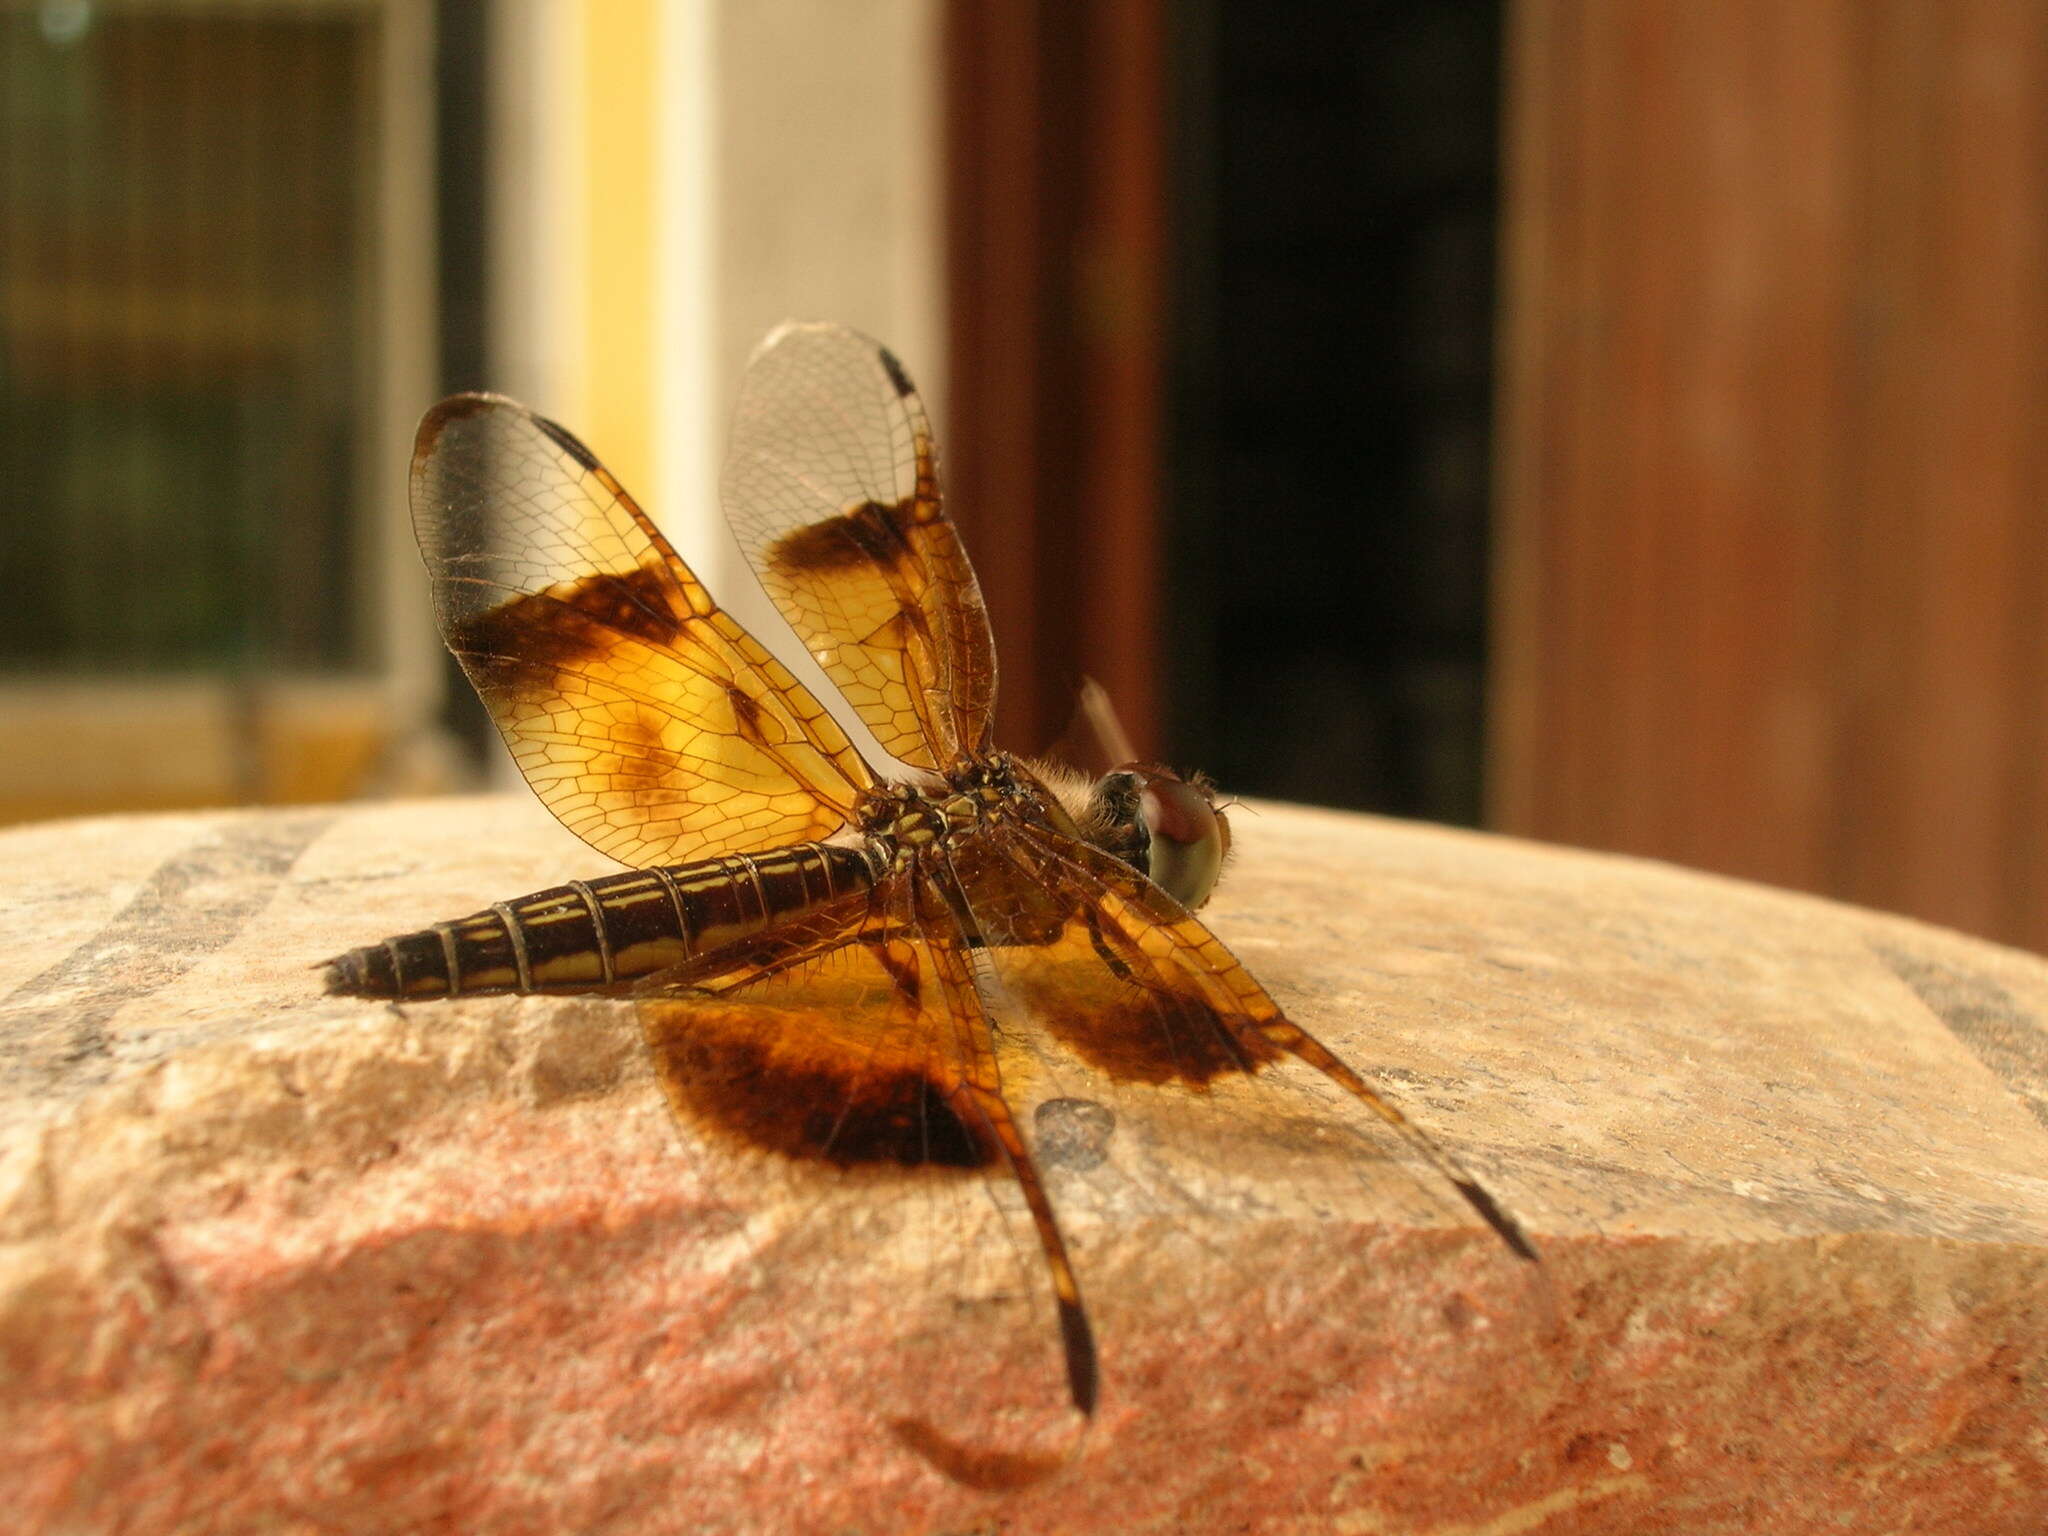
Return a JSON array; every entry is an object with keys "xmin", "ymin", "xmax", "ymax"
[
  {"xmin": 945, "ymin": 0, "xmax": 1165, "ymax": 760},
  {"xmin": 1494, "ymin": 0, "xmax": 2048, "ymax": 948}
]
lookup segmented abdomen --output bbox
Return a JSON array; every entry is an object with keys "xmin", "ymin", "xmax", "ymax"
[{"xmin": 324, "ymin": 842, "xmax": 877, "ymax": 998}]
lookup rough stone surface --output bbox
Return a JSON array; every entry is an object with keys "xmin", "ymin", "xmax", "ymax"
[{"xmin": 2, "ymin": 795, "xmax": 2045, "ymax": 1534}]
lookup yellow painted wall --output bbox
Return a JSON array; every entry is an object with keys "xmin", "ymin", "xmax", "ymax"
[{"xmin": 578, "ymin": 0, "xmax": 658, "ymax": 500}]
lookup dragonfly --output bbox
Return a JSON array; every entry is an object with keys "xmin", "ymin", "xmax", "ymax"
[{"xmin": 325, "ymin": 321, "xmax": 1538, "ymax": 1450}]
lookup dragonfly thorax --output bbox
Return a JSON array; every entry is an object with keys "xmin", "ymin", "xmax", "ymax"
[
  {"xmin": 859, "ymin": 755, "xmax": 1054, "ymax": 866},
  {"xmin": 862, "ymin": 781, "xmax": 985, "ymax": 852}
]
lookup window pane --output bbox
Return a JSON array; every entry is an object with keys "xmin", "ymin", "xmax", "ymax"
[{"xmin": 0, "ymin": 6, "xmax": 372, "ymax": 673}]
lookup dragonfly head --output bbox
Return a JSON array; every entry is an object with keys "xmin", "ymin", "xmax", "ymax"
[
  {"xmin": 1086, "ymin": 764, "xmax": 1233, "ymax": 910},
  {"xmin": 1133, "ymin": 766, "xmax": 1233, "ymax": 909},
  {"xmin": 1024, "ymin": 755, "xmax": 1236, "ymax": 909}
]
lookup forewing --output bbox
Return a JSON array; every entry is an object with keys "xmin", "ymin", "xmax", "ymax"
[
  {"xmin": 412, "ymin": 394, "xmax": 878, "ymax": 866},
  {"xmin": 956, "ymin": 821, "xmax": 1542, "ymax": 1266},
  {"xmin": 722, "ymin": 322, "xmax": 997, "ymax": 770},
  {"xmin": 628, "ymin": 823, "xmax": 1540, "ymax": 1464},
  {"xmin": 634, "ymin": 869, "xmax": 1094, "ymax": 1462}
]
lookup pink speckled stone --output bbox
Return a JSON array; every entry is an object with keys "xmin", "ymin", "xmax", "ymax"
[{"xmin": 2, "ymin": 797, "xmax": 2045, "ymax": 1533}]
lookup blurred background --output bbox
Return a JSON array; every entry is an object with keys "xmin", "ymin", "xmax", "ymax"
[{"xmin": 2, "ymin": 0, "xmax": 2044, "ymax": 952}]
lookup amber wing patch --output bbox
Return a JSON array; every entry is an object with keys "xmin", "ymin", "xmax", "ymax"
[
  {"xmin": 948, "ymin": 820, "xmax": 1288, "ymax": 1089},
  {"xmin": 638, "ymin": 885, "xmax": 994, "ymax": 1170},
  {"xmin": 411, "ymin": 393, "xmax": 879, "ymax": 867},
  {"xmin": 636, "ymin": 866, "xmax": 1099, "ymax": 1419},
  {"xmin": 972, "ymin": 822, "xmax": 1543, "ymax": 1267},
  {"xmin": 721, "ymin": 322, "xmax": 997, "ymax": 771}
]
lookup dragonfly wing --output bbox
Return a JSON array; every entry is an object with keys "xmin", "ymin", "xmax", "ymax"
[
  {"xmin": 412, "ymin": 393, "xmax": 879, "ymax": 866},
  {"xmin": 721, "ymin": 321, "xmax": 997, "ymax": 771}
]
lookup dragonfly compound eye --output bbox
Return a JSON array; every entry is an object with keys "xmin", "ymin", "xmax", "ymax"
[{"xmin": 1137, "ymin": 773, "xmax": 1228, "ymax": 909}]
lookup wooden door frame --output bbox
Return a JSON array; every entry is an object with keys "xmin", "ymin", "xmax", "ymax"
[{"xmin": 944, "ymin": 0, "xmax": 1168, "ymax": 761}]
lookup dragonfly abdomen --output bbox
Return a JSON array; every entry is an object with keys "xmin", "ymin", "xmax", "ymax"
[{"xmin": 324, "ymin": 841, "xmax": 878, "ymax": 999}]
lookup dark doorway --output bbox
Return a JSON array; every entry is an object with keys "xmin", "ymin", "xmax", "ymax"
[{"xmin": 1166, "ymin": 2, "xmax": 1503, "ymax": 824}]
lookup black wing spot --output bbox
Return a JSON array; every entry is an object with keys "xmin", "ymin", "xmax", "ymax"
[
  {"xmin": 1058, "ymin": 1296, "xmax": 1099, "ymax": 1415},
  {"xmin": 1454, "ymin": 1178, "xmax": 1541, "ymax": 1264},
  {"xmin": 877, "ymin": 346, "xmax": 916, "ymax": 398},
  {"xmin": 531, "ymin": 412, "xmax": 604, "ymax": 472}
]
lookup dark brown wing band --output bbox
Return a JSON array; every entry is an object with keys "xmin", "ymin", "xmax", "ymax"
[
  {"xmin": 721, "ymin": 322, "xmax": 997, "ymax": 771},
  {"xmin": 989, "ymin": 822, "xmax": 1542, "ymax": 1269},
  {"xmin": 411, "ymin": 392, "xmax": 878, "ymax": 867}
]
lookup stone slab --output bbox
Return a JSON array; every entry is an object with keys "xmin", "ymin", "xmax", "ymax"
[{"xmin": 2, "ymin": 796, "xmax": 2045, "ymax": 1533}]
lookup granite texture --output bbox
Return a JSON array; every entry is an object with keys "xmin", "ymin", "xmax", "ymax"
[{"xmin": 2, "ymin": 796, "xmax": 2045, "ymax": 1533}]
